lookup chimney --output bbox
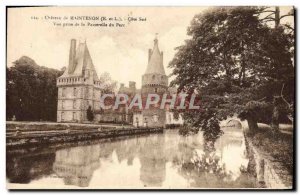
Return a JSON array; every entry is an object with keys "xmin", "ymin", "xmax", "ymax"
[
  {"xmin": 68, "ymin": 39, "xmax": 76, "ymax": 74},
  {"xmin": 148, "ymin": 49, "xmax": 152, "ymax": 62}
]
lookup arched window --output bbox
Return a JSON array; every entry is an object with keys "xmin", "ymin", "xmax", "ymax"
[{"xmin": 152, "ymin": 75, "xmax": 155, "ymax": 79}]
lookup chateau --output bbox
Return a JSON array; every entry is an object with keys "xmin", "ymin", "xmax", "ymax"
[{"xmin": 57, "ymin": 37, "xmax": 183, "ymax": 127}]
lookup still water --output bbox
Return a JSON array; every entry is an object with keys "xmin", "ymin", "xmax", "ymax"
[{"xmin": 7, "ymin": 128, "xmax": 256, "ymax": 189}]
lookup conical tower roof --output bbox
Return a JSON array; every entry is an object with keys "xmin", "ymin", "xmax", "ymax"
[
  {"xmin": 60, "ymin": 40, "xmax": 99, "ymax": 81},
  {"xmin": 144, "ymin": 37, "xmax": 166, "ymax": 75}
]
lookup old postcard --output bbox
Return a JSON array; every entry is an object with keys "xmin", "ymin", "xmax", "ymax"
[{"xmin": 6, "ymin": 6, "xmax": 295, "ymax": 190}]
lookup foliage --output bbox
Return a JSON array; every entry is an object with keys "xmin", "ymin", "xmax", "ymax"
[
  {"xmin": 99, "ymin": 72, "xmax": 118, "ymax": 93},
  {"xmin": 6, "ymin": 56, "xmax": 63, "ymax": 121}
]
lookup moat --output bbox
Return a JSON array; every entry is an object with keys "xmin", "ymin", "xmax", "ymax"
[{"xmin": 7, "ymin": 128, "xmax": 256, "ymax": 189}]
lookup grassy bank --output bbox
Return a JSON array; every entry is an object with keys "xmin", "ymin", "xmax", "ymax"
[{"xmin": 249, "ymin": 124, "xmax": 293, "ymax": 177}]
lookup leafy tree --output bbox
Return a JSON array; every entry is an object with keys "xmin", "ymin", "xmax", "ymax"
[
  {"xmin": 99, "ymin": 72, "xmax": 118, "ymax": 93},
  {"xmin": 6, "ymin": 56, "xmax": 63, "ymax": 121},
  {"xmin": 169, "ymin": 7, "xmax": 294, "ymax": 134}
]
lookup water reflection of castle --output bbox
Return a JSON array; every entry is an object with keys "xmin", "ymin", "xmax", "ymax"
[
  {"xmin": 53, "ymin": 145, "xmax": 101, "ymax": 187},
  {"xmin": 52, "ymin": 135, "xmax": 167, "ymax": 187},
  {"xmin": 51, "ymin": 129, "xmax": 247, "ymax": 188},
  {"xmin": 7, "ymin": 130, "xmax": 248, "ymax": 188}
]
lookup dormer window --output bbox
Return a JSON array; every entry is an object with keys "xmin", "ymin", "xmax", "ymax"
[{"xmin": 84, "ymin": 70, "xmax": 90, "ymax": 78}]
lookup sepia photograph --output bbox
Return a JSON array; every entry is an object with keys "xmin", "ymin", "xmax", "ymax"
[{"xmin": 6, "ymin": 6, "xmax": 295, "ymax": 190}]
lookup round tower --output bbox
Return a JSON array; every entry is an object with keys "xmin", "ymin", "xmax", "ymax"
[
  {"xmin": 140, "ymin": 36, "xmax": 168, "ymax": 127},
  {"xmin": 141, "ymin": 36, "xmax": 168, "ymax": 94}
]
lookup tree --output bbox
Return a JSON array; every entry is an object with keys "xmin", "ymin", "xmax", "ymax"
[
  {"xmin": 99, "ymin": 72, "xmax": 118, "ymax": 93},
  {"xmin": 258, "ymin": 6, "xmax": 294, "ymax": 30},
  {"xmin": 169, "ymin": 7, "xmax": 294, "ymax": 134},
  {"xmin": 6, "ymin": 56, "xmax": 63, "ymax": 121},
  {"xmin": 257, "ymin": 6, "xmax": 295, "ymax": 131},
  {"xmin": 87, "ymin": 106, "xmax": 94, "ymax": 122}
]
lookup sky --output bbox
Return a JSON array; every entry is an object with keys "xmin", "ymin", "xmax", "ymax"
[{"xmin": 7, "ymin": 6, "xmax": 294, "ymax": 88}]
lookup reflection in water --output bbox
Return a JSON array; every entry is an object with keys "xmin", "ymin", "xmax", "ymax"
[
  {"xmin": 139, "ymin": 135, "xmax": 166, "ymax": 187},
  {"xmin": 7, "ymin": 127, "xmax": 256, "ymax": 188},
  {"xmin": 53, "ymin": 145, "xmax": 101, "ymax": 187}
]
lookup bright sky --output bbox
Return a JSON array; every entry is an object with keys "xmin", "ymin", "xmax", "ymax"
[{"xmin": 7, "ymin": 7, "xmax": 294, "ymax": 88}]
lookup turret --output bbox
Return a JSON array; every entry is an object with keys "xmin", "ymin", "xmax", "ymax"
[
  {"xmin": 142, "ymin": 35, "xmax": 168, "ymax": 93},
  {"xmin": 68, "ymin": 39, "xmax": 76, "ymax": 74}
]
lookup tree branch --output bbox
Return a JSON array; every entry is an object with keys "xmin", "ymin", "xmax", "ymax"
[
  {"xmin": 280, "ymin": 83, "xmax": 291, "ymax": 108},
  {"xmin": 257, "ymin": 96, "xmax": 266, "ymax": 102},
  {"xmin": 283, "ymin": 24, "xmax": 294, "ymax": 30},
  {"xmin": 280, "ymin": 14, "xmax": 294, "ymax": 20},
  {"xmin": 263, "ymin": 12, "xmax": 275, "ymax": 19}
]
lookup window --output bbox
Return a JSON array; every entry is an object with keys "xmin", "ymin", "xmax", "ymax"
[
  {"xmin": 61, "ymin": 112, "xmax": 65, "ymax": 121},
  {"xmin": 73, "ymin": 100, "xmax": 76, "ymax": 109},
  {"xmin": 152, "ymin": 75, "xmax": 155, "ymax": 79},
  {"xmin": 62, "ymin": 88, "xmax": 66, "ymax": 97},
  {"xmin": 86, "ymin": 87, "xmax": 89, "ymax": 98},
  {"xmin": 62, "ymin": 100, "xmax": 65, "ymax": 109},
  {"xmin": 73, "ymin": 87, "xmax": 77, "ymax": 97},
  {"xmin": 73, "ymin": 112, "xmax": 76, "ymax": 121},
  {"xmin": 154, "ymin": 88, "xmax": 158, "ymax": 93}
]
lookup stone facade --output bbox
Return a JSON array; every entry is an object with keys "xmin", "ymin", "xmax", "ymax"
[
  {"xmin": 57, "ymin": 39, "xmax": 101, "ymax": 123},
  {"xmin": 133, "ymin": 37, "xmax": 183, "ymax": 127}
]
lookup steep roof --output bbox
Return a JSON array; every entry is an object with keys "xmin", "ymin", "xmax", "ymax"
[
  {"xmin": 144, "ymin": 38, "xmax": 166, "ymax": 75},
  {"xmin": 60, "ymin": 41, "xmax": 99, "ymax": 81}
]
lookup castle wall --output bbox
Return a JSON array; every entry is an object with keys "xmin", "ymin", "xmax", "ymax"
[
  {"xmin": 57, "ymin": 79, "xmax": 101, "ymax": 123},
  {"xmin": 56, "ymin": 38, "xmax": 184, "ymax": 126},
  {"xmin": 142, "ymin": 74, "xmax": 168, "ymax": 87}
]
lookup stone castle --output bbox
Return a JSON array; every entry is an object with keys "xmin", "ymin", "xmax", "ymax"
[{"xmin": 57, "ymin": 37, "xmax": 183, "ymax": 127}]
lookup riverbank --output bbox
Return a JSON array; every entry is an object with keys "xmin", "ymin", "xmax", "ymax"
[
  {"xmin": 6, "ymin": 121, "xmax": 130, "ymax": 132},
  {"xmin": 6, "ymin": 121, "xmax": 163, "ymax": 148},
  {"xmin": 244, "ymin": 124, "xmax": 293, "ymax": 189}
]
